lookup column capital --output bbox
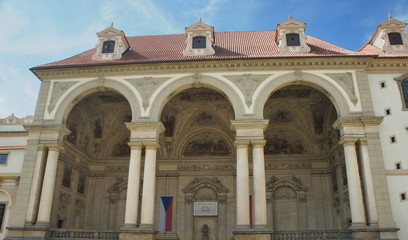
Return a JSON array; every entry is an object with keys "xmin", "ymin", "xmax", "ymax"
[
  {"xmin": 128, "ymin": 141, "xmax": 143, "ymax": 150},
  {"xmin": 126, "ymin": 122, "xmax": 164, "ymax": 142},
  {"xmin": 251, "ymin": 140, "xmax": 266, "ymax": 147},
  {"xmin": 143, "ymin": 142, "xmax": 160, "ymax": 150},
  {"xmin": 235, "ymin": 141, "xmax": 250, "ymax": 147},
  {"xmin": 359, "ymin": 139, "xmax": 368, "ymax": 146},
  {"xmin": 45, "ymin": 144, "xmax": 64, "ymax": 151},
  {"xmin": 339, "ymin": 138, "xmax": 357, "ymax": 146}
]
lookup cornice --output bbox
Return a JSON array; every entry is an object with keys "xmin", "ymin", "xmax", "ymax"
[
  {"xmin": 366, "ymin": 58, "xmax": 408, "ymax": 73},
  {"xmin": 33, "ymin": 57, "xmax": 373, "ymax": 80}
]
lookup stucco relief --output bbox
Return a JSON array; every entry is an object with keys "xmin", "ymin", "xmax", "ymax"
[
  {"xmin": 223, "ymin": 74, "xmax": 270, "ymax": 107},
  {"xmin": 325, "ymin": 73, "xmax": 358, "ymax": 104},
  {"xmin": 48, "ymin": 81, "xmax": 78, "ymax": 113},
  {"xmin": 125, "ymin": 77, "xmax": 169, "ymax": 109}
]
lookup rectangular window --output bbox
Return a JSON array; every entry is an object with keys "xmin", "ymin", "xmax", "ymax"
[
  {"xmin": 0, "ymin": 154, "xmax": 8, "ymax": 165},
  {"xmin": 390, "ymin": 136, "xmax": 396, "ymax": 143},
  {"xmin": 395, "ymin": 162, "xmax": 401, "ymax": 170},
  {"xmin": 380, "ymin": 81, "xmax": 386, "ymax": 88},
  {"xmin": 0, "ymin": 203, "xmax": 5, "ymax": 231},
  {"xmin": 385, "ymin": 108, "xmax": 391, "ymax": 116},
  {"xmin": 401, "ymin": 192, "xmax": 407, "ymax": 201}
]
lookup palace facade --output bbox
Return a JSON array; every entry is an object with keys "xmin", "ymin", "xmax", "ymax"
[{"xmin": 5, "ymin": 16, "xmax": 408, "ymax": 240}]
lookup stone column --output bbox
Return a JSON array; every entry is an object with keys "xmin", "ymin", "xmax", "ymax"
[
  {"xmin": 25, "ymin": 145, "xmax": 46, "ymax": 225},
  {"xmin": 341, "ymin": 139, "xmax": 366, "ymax": 228},
  {"xmin": 140, "ymin": 143, "xmax": 159, "ymax": 229},
  {"xmin": 36, "ymin": 145, "xmax": 62, "ymax": 226},
  {"xmin": 235, "ymin": 141, "xmax": 250, "ymax": 229},
  {"xmin": 359, "ymin": 140, "xmax": 378, "ymax": 227},
  {"xmin": 251, "ymin": 140, "xmax": 268, "ymax": 228},
  {"xmin": 123, "ymin": 142, "xmax": 143, "ymax": 228}
]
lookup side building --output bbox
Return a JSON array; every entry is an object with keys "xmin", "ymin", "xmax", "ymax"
[
  {"xmin": 5, "ymin": 16, "xmax": 408, "ymax": 240},
  {"xmin": 0, "ymin": 114, "xmax": 33, "ymax": 240}
]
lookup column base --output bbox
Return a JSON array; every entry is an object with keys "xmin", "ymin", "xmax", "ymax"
[
  {"xmin": 233, "ymin": 229, "xmax": 271, "ymax": 240},
  {"xmin": 156, "ymin": 232, "xmax": 179, "ymax": 240},
  {"xmin": 6, "ymin": 226, "xmax": 49, "ymax": 240},
  {"xmin": 120, "ymin": 223, "xmax": 138, "ymax": 231},
  {"xmin": 350, "ymin": 227, "xmax": 400, "ymax": 240},
  {"xmin": 119, "ymin": 230, "xmax": 157, "ymax": 240}
]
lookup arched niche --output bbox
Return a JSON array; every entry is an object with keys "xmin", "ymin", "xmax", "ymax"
[{"xmin": 266, "ymin": 176, "xmax": 308, "ymax": 231}]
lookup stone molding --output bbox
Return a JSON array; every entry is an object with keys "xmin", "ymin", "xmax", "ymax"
[{"xmin": 32, "ymin": 58, "xmax": 373, "ymax": 81}]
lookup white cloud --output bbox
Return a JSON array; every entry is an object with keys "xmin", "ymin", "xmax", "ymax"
[{"xmin": 125, "ymin": 0, "xmax": 178, "ymax": 34}]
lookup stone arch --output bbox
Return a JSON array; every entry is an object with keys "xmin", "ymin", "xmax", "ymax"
[
  {"xmin": 149, "ymin": 74, "xmax": 245, "ymax": 121},
  {"xmin": 176, "ymin": 128, "xmax": 234, "ymax": 157},
  {"xmin": 51, "ymin": 78, "xmax": 141, "ymax": 123},
  {"xmin": 254, "ymin": 72, "xmax": 357, "ymax": 119}
]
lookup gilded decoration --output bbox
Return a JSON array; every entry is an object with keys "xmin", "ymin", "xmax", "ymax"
[{"xmin": 48, "ymin": 81, "xmax": 77, "ymax": 113}]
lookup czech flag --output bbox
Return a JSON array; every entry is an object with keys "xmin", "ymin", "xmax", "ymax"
[{"xmin": 159, "ymin": 196, "xmax": 173, "ymax": 232}]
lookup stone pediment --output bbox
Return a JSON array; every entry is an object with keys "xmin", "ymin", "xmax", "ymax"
[
  {"xmin": 278, "ymin": 18, "xmax": 307, "ymax": 29},
  {"xmin": 183, "ymin": 177, "xmax": 228, "ymax": 193},
  {"xmin": 266, "ymin": 175, "xmax": 307, "ymax": 192},
  {"xmin": 186, "ymin": 19, "xmax": 214, "ymax": 32},
  {"xmin": 97, "ymin": 26, "xmax": 123, "ymax": 37},
  {"xmin": 380, "ymin": 18, "xmax": 407, "ymax": 28}
]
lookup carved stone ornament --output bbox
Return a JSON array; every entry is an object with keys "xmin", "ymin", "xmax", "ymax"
[
  {"xmin": 125, "ymin": 77, "xmax": 169, "ymax": 109},
  {"xmin": 178, "ymin": 164, "xmax": 235, "ymax": 171},
  {"xmin": 266, "ymin": 175, "xmax": 308, "ymax": 202},
  {"xmin": 48, "ymin": 81, "xmax": 77, "ymax": 113},
  {"xmin": 183, "ymin": 177, "xmax": 229, "ymax": 194},
  {"xmin": 324, "ymin": 73, "xmax": 358, "ymax": 104},
  {"xmin": 223, "ymin": 74, "xmax": 270, "ymax": 107}
]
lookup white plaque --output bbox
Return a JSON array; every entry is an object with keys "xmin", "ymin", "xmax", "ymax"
[{"xmin": 194, "ymin": 202, "xmax": 218, "ymax": 216}]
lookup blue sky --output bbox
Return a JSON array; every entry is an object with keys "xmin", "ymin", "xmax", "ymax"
[{"xmin": 0, "ymin": 0, "xmax": 407, "ymax": 118}]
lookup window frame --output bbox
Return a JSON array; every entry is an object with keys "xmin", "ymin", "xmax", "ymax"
[
  {"xmin": 0, "ymin": 202, "xmax": 6, "ymax": 232},
  {"xmin": 394, "ymin": 74, "xmax": 408, "ymax": 111},
  {"xmin": 0, "ymin": 153, "xmax": 8, "ymax": 165},
  {"xmin": 286, "ymin": 33, "xmax": 301, "ymax": 46},
  {"xmin": 388, "ymin": 32, "xmax": 403, "ymax": 45},
  {"xmin": 192, "ymin": 36, "xmax": 207, "ymax": 49},
  {"xmin": 102, "ymin": 40, "xmax": 115, "ymax": 53}
]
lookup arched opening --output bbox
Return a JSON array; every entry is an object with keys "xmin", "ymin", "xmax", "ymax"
[
  {"xmin": 156, "ymin": 87, "xmax": 234, "ymax": 240},
  {"xmin": 51, "ymin": 90, "xmax": 132, "ymax": 231},
  {"xmin": 264, "ymin": 85, "xmax": 348, "ymax": 231}
]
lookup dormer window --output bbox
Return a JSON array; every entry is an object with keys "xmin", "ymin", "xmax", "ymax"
[
  {"xmin": 193, "ymin": 36, "xmax": 206, "ymax": 48},
  {"xmin": 276, "ymin": 16, "xmax": 311, "ymax": 53},
  {"xmin": 368, "ymin": 15, "xmax": 408, "ymax": 53},
  {"xmin": 102, "ymin": 41, "xmax": 115, "ymax": 53},
  {"xmin": 388, "ymin": 32, "xmax": 403, "ymax": 45},
  {"xmin": 183, "ymin": 18, "xmax": 215, "ymax": 56},
  {"xmin": 92, "ymin": 24, "xmax": 130, "ymax": 61},
  {"xmin": 286, "ymin": 33, "xmax": 300, "ymax": 46}
]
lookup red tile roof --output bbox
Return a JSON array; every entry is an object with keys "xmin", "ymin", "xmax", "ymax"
[
  {"xmin": 359, "ymin": 43, "xmax": 408, "ymax": 58},
  {"xmin": 32, "ymin": 30, "xmax": 400, "ymax": 70},
  {"xmin": 0, "ymin": 146, "xmax": 26, "ymax": 150}
]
